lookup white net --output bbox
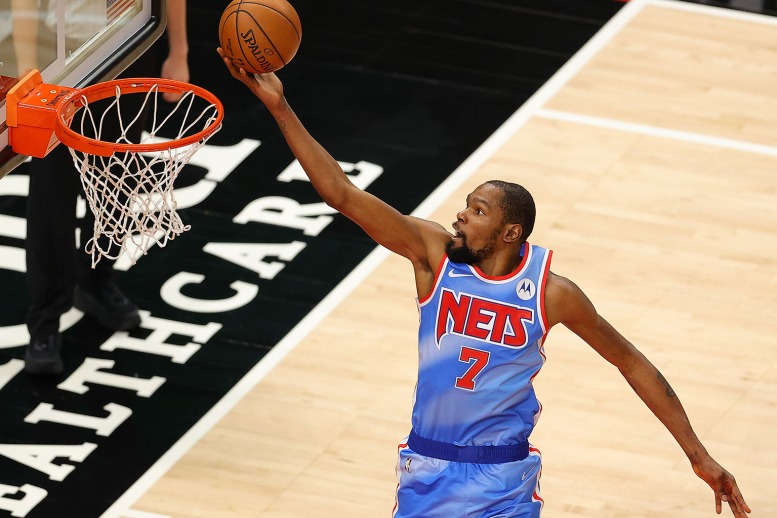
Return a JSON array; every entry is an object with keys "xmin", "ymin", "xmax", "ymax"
[{"xmin": 66, "ymin": 83, "xmax": 221, "ymax": 266}]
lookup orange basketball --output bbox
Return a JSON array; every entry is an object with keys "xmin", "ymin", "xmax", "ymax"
[{"xmin": 218, "ymin": 0, "xmax": 302, "ymax": 74}]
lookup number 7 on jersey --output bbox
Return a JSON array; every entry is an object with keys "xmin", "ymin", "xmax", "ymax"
[{"xmin": 455, "ymin": 346, "xmax": 490, "ymax": 390}]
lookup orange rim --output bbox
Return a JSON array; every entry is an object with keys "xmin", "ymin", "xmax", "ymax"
[{"xmin": 54, "ymin": 78, "xmax": 224, "ymax": 156}]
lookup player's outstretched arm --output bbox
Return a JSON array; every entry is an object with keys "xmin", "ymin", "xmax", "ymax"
[
  {"xmin": 218, "ymin": 50, "xmax": 450, "ymax": 275},
  {"xmin": 544, "ymin": 272, "xmax": 751, "ymax": 517}
]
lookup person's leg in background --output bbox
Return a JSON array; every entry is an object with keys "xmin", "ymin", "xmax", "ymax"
[
  {"xmin": 24, "ymin": 144, "xmax": 80, "ymax": 375},
  {"xmin": 24, "ymin": 141, "xmax": 143, "ymax": 375},
  {"xmin": 22, "ymin": 46, "xmax": 160, "ymax": 375},
  {"xmin": 70, "ymin": 47, "xmax": 159, "ymax": 334}
]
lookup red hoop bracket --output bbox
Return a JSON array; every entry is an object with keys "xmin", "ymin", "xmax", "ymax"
[{"xmin": 7, "ymin": 69, "xmax": 76, "ymax": 158}]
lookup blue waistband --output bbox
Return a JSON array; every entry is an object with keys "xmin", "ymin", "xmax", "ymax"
[{"xmin": 407, "ymin": 430, "xmax": 529, "ymax": 464}]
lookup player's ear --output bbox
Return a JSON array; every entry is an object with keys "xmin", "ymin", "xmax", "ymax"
[{"xmin": 503, "ymin": 224, "xmax": 523, "ymax": 243}]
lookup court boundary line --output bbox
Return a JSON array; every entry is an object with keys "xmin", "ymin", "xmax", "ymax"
[
  {"xmin": 536, "ymin": 109, "xmax": 777, "ymax": 157},
  {"xmin": 103, "ymin": 0, "xmax": 655, "ymax": 515},
  {"xmin": 119, "ymin": 510, "xmax": 170, "ymax": 518},
  {"xmin": 652, "ymin": 0, "xmax": 777, "ymax": 26}
]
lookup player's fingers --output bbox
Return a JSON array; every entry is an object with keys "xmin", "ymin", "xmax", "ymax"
[
  {"xmin": 722, "ymin": 494, "xmax": 747, "ymax": 517},
  {"xmin": 217, "ymin": 51, "xmax": 237, "ymax": 73},
  {"xmin": 216, "ymin": 48, "xmax": 243, "ymax": 77},
  {"xmin": 729, "ymin": 489, "xmax": 752, "ymax": 516},
  {"xmin": 216, "ymin": 47, "xmax": 270, "ymax": 98},
  {"xmin": 715, "ymin": 491, "xmax": 722, "ymax": 514},
  {"xmin": 733, "ymin": 484, "xmax": 751, "ymax": 510},
  {"xmin": 221, "ymin": 56, "xmax": 248, "ymax": 82},
  {"xmin": 723, "ymin": 478, "xmax": 751, "ymax": 516},
  {"xmin": 729, "ymin": 501, "xmax": 747, "ymax": 518}
]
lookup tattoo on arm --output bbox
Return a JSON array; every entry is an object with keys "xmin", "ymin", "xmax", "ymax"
[
  {"xmin": 656, "ymin": 370, "xmax": 676, "ymax": 398},
  {"xmin": 278, "ymin": 119, "xmax": 288, "ymax": 135}
]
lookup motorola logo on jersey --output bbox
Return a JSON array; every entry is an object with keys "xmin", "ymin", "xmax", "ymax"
[
  {"xmin": 516, "ymin": 278, "xmax": 536, "ymax": 301},
  {"xmin": 435, "ymin": 288, "xmax": 535, "ymax": 349}
]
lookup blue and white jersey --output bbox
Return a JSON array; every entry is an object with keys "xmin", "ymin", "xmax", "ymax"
[{"xmin": 413, "ymin": 241, "xmax": 553, "ymax": 447}]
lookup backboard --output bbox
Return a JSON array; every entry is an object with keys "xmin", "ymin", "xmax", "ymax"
[{"xmin": 0, "ymin": 0, "xmax": 165, "ymax": 179}]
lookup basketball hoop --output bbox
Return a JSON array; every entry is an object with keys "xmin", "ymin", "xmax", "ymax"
[{"xmin": 6, "ymin": 69, "xmax": 224, "ymax": 266}]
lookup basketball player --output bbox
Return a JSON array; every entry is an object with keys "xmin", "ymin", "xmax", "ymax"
[{"xmin": 218, "ymin": 53, "xmax": 751, "ymax": 517}]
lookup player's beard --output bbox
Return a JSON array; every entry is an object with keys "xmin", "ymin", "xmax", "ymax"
[{"xmin": 445, "ymin": 231, "xmax": 497, "ymax": 265}]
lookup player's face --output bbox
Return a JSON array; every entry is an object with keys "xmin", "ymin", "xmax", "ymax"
[{"xmin": 446, "ymin": 184, "xmax": 505, "ymax": 264}]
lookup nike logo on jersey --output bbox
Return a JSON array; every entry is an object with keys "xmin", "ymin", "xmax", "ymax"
[{"xmin": 448, "ymin": 270, "xmax": 473, "ymax": 278}]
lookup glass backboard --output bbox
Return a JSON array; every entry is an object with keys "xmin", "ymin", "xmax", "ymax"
[{"xmin": 0, "ymin": 0, "xmax": 164, "ymax": 179}]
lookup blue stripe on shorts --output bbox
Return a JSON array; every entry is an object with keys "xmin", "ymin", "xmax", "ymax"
[{"xmin": 393, "ymin": 437, "xmax": 543, "ymax": 518}]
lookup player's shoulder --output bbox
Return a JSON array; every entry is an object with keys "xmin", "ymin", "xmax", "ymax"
[
  {"xmin": 408, "ymin": 215, "xmax": 448, "ymax": 233},
  {"xmin": 544, "ymin": 271, "xmax": 595, "ymax": 327},
  {"xmin": 408, "ymin": 216, "xmax": 451, "ymax": 249},
  {"xmin": 546, "ymin": 271, "xmax": 573, "ymax": 291},
  {"xmin": 407, "ymin": 216, "xmax": 451, "ymax": 272}
]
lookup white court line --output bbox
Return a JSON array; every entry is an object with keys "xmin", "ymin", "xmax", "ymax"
[
  {"xmin": 100, "ymin": 0, "xmax": 655, "ymax": 515},
  {"xmin": 651, "ymin": 0, "xmax": 777, "ymax": 26},
  {"xmin": 120, "ymin": 510, "xmax": 170, "ymax": 518},
  {"xmin": 536, "ymin": 108, "xmax": 777, "ymax": 157},
  {"xmin": 410, "ymin": 0, "xmax": 651, "ymax": 219}
]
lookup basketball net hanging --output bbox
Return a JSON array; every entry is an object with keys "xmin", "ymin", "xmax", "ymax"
[
  {"xmin": 72, "ymin": 85, "xmax": 221, "ymax": 266},
  {"xmin": 6, "ymin": 70, "xmax": 224, "ymax": 266}
]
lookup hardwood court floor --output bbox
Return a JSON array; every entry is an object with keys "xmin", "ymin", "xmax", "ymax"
[{"xmin": 124, "ymin": 1, "xmax": 777, "ymax": 516}]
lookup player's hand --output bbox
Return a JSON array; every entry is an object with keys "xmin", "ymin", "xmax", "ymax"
[
  {"xmin": 692, "ymin": 455, "xmax": 750, "ymax": 516},
  {"xmin": 217, "ymin": 47, "xmax": 284, "ymax": 110},
  {"xmin": 160, "ymin": 52, "xmax": 190, "ymax": 102}
]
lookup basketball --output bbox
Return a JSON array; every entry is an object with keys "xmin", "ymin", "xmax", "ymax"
[{"xmin": 218, "ymin": 0, "xmax": 302, "ymax": 74}]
